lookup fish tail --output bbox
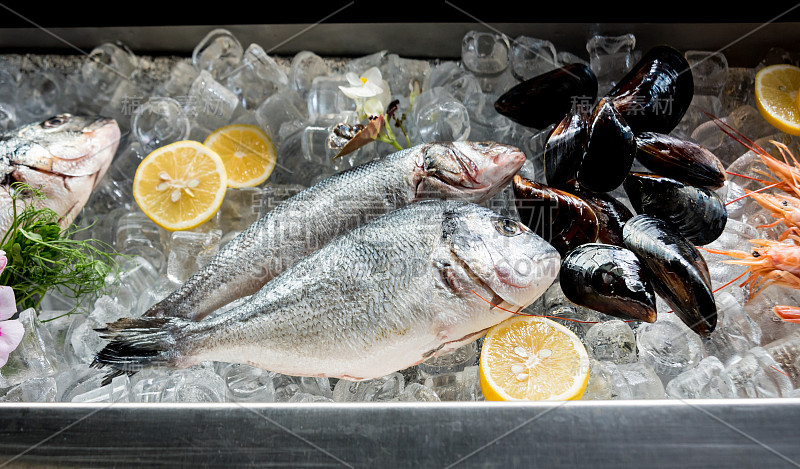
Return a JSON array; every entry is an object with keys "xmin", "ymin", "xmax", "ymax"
[{"xmin": 91, "ymin": 317, "xmax": 189, "ymax": 386}]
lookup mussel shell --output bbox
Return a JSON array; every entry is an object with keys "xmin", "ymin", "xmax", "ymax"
[
  {"xmin": 577, "ymin": 98, "xmax": 637, "ymax": 193},
  {"xmin": 559, "ymin": 243, "xmax": 657, "ymax": 323},
  {"xmin": 622, "ymin": 214, "xmax": 717, "ymax": 336},
  {"xmin": 544, "ymin": 107, "xmax": 589, "ymax": 189},
  {"xmin": 568, "ymin": 180, "xmax": 634, "ymax": 246},
  {"xmin": 494, "ymin": 63, "xmax": 598, "ymax": 129},
  {"xmin": 512, "ymin": 175, "xmax": 599, "ymax": 255},
  {"xmin": 623, "ymin": 172, "xmax": 727, "ymax": 246},
  {"xmin": 606, "ymin": 45, "xmax": 694, "ymax": 135},
  {"xmin": 635, "ymin": 131, "xmax": 726, "ymax": 189}
]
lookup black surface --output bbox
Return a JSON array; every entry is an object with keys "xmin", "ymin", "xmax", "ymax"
[{"xmin": 3, "ymin": 1, "xmax": 800, "ymax": 28}]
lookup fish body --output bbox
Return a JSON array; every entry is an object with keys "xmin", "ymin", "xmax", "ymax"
[
  {"xmin": 144, "ymin": 141, "xmax": 526, "ymax": 321},
  {"xmin": 93, "ymin": 200, "xmax": 561, "ymax": 382},
  {"xmin": 0, "ymin": 114, "xmax": 120, "ymax": 234}
]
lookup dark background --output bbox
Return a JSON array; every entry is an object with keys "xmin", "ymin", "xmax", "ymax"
[{"xmin": 4, "ymin": 1, "xmax": 800, "ymax": 27}]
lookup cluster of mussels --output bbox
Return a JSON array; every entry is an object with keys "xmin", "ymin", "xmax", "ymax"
[{"xmin": 495, "ymin": 45, "xmax": 729, "ymax": 337}]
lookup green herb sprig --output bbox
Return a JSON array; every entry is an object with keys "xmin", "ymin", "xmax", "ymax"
[{"xmin": 0, "ymin": 182, "xmax": 122, "ymax": 317}]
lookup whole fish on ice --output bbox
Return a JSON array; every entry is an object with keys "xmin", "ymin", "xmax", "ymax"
[
  {"xmin": 93, "ymin": 200, "xmax": 560, "ymax": 383},
  {"xmin": 0, "ymin": 114, "xmax": 120, "ymax": 235},
  {"xmin": 144, "ymin": 141, "xmax": 526, "ymax": 321}
]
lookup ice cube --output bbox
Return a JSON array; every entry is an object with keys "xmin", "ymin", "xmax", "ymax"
[
  {"xmin": 288, "ymin": 392, "xmax": 334, "ymax": 403},
  {"xmin": 461, "ymin": 31, "xmax": 511, "ymax": 76},
  {"xmin": 585, "ymin": 319, "xmax": 638, "ymax": 364},
  {"xmin": 390, "ymin": 382, "xmax": 441, "ymax": 402},
  {"xmin": 166, "ymin": 229, "xmax": 222, "ymax": 284},
  {"xmin": 254, "ymin": 90, "xmax": 309, "ymax": 146},
  {"xmin": 192, "ymin": 28, "xmax": 244, "ymax": 80},
  {"xmin": 467, "ymin": 91, "xmax": 513, "ymax": 141},
  {"xmin": 380, "ymin": 53, "xmax": 430, "ymax": 98},
  {"xmin": 585, "ymin": 33, "xmax": 638, "ymax": 95},
  {"xmin": 219, "ymin": 363, "xmax": 275, "ymax": 402},
  {"xmin": 720, "ymin": 67, "xmax": 756, "ymax": 115},
  {"xmin": 609, "ymin": 362, "xmax": 665, "ymax": 399},
  {"xmin": 703, "ymin": 292, "xmax": 762, "ymax": 361},
  {"xmin": 664, "ymin": 355, "xmax": 735, "ymax": 399},
  {"xmin": 636, "ymin": 319, "xmax": 706, "ymax": 382},
  {"xmin": 409, "ymin": 87, "xmax": 471, "ymax": 143},
  {"xmin": 418, "ymin": 342, "xmax": 478, "ymax": 379},
  {"xmin": 17, "ymin": 70, "xmax": 62, "ymax": 122},
  {"xmin": 332, "ymin": 372, "xmax": 405, "ymax": 402},
  {"xmin": 224, "ymin": 43, "xmax": 289, "ymax": 110},
  {"xmin": 132, "ymin": 96, "xmax": 191, "ymax": 153},
  {"xmin": 290, "ymin": 51, "xmax": 331, "ymax": 99},
  {"xmin": 728, "ymin": 104, "xmax": 777, "ymax": 141},
  {"xmin": 684, "ymin": 50, "xmax": 729, "ymax": 97},
  {"xmin": 70, "ymin": 374, "xmax": 130, "ymax": 403},
  {"xmin": 184, "ymin": 70, "xmax": 239, "ymax": 130},
  {"xmin": 158, "ymin": 60, "xmax": 199, "ymax": 98},
  {"xmin": 306, "ymin": 75, "xmax": 356, "ymax": 121},
  {"xmin": 744, "ymin": 284, "xmax": 800, "ymax": 345},
  {"xmin": 762, "ymin": 330, "xmax": 800, "ymax": 389},
  {"xmin": 115, "ymin": 211, "xmax": 166, "ymax": 271},
  {"xmin": 581, "ymin": 359, "xmax": 613, "ymax": 400},
  {"xmin": 423, "ymin": 365, "xmax": 483, "ymax": 401},
  {"xmin": 0, "ymin": 376, "xmax": 57, "ymax": 402},
  {"xmin": 724, "ymin": 346, "xmax": 794, "ymax": 398},
  {"xmin": 0, "ymin": 309, "xmax": 58, "ymax": 388},
  {"xmin": 509, "ymin": 35, "xmax": 559, "ymax": 81},
  {"xmin": 673, "ymin": 94, "xmax": 724, "ymax": 139}
]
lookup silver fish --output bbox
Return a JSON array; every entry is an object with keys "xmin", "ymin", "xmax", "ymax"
[
  {"xmin": 144, "ymin": 141, "xmax": 526, "ymax": 321},
  {"xmin": 93, "ymin": 200, "xmax": 561, "ymax": 383},
  {"xmin": 0, "ymin": 114, "xmax": 120, "ymax": 234}
]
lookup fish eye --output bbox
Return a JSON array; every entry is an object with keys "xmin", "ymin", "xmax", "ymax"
[
  {"xmin": 42, "ymin": 114, "xmax": 69, "ymax": 128},
  {"xmin": 494, "ymin": 218, "xmax": 521, "ymax": 236},
  {"xmin": 474, "ymin": 142, "xmax": 492, "ymax": 150}
]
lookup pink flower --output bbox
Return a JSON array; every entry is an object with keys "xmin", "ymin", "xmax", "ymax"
[{"xmin": 0, "ymin": 250, "xmax": 22, "ymax": 367}]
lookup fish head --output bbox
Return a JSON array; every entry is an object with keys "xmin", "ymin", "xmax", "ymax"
[
  {"xmin": 10, "ymin": 114, "xmax": 120, "ymax": 177},
  {"xmin": 441, "ymin": 202, "xmax": 561, "ymax": 308},
  {"xmin": 414, "ymin": 141, "xmax": 525, "ymax": 203}
]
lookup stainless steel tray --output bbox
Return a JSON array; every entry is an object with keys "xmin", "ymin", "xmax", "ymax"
[{"xmin": 1, "ymin": 19, "xmax": 800, "ymax": 468}]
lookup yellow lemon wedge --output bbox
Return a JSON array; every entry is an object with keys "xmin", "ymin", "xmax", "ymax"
[
  {"xmin": 755, "ymin": 64, "xmax": 800, "ymax": 136},
  {"xmin": 203, "ymin": 124, "xmax": 277, "ymax": 188},
  {"xmin": 133, "ymin": 140, "xmax": 228, "ymax": 231},
  {"xmin": 479, "ymin": 316, "xmax": 590, "ymax": 401}
]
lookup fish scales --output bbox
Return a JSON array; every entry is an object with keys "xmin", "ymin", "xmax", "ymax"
[
  {"xmin": 93, "ymin": 200, "xmax": 561, "ymax": 382},
  {"xmin": 145, "ymin": 141, "xmax": 525, "ymax": 321}
]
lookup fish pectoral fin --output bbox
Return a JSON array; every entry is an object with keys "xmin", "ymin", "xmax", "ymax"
[{"xmin": 434, "ymin": 260, "xmax": 467, "ymax": 294}]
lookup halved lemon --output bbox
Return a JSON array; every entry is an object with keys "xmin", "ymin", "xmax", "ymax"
[
  {"xmin": 203, "ymin": 124, "xmax": 277, "ymax": 188},
  {"xmin": 755, "ymin": 64, "xmax": 800, "ymax": 136},
  {"xmin": 479, "ymin": 316, "xmax": 590, "ymax": 401},
  {"xmin": 133, "ymin": 140, "xmax": 228, "ymax": 231}
]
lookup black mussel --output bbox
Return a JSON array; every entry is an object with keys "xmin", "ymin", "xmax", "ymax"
[
  {"xmin": 635, "ymin": 131, "xmax": 726, "ymax": 189},
  {"xmin": 512, "ymin": 175, "xmax": 599, "ymax": 255},
  {"xmin": 544, "ymin": 107, "xmax": 590, "ymax": 189},
  {"xmin": 568, "ymin": 180, "xmax": 634, "ymax": 246},
  {"xmin": 622, "ymin": 214, "xmax": 717, "ymax": 336},
  {"xmin": 623, "ymin": 172, "xmax": 727, "ymax": 246},
  {"xmin": 494, "ymin": 63, "xmax": 598, "ymax": 129},
  {"xmin": 577, "ymin": 98, "xmax": 637, "ymax": 194},
  {"xmin": 606, "ymin": 45, "xmax": 694, "ymax": 135},
  {"xmin": 559, "ymin": 243, "xmax": 657, "ymax": 323}
]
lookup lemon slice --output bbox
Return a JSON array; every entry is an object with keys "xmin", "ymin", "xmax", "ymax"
[
  {"xmin": 755, "ymin": 64, "xmax": 800, "ymax": 136},
  {"xmin": 479, "ymin": 316, "xmax": 590, "ymax": 401},
  {"xmin": 203, "ymin": 124, "xmax": 277, "ymax": 188},
  {"xmin": 133, "ymin": 140, "xmax": 228, "ymax": 231}
]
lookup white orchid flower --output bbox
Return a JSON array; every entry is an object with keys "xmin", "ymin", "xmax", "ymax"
[{"xmin": 339, "ymin": 67, "xmax": 392, "ymax": 118}]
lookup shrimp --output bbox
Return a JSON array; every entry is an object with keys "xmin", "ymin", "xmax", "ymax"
[
  {"xmin": 745, "ymin": 190, "xmax": 800, "ymax": 241},
  {"xmin": 704, "ymin": 239, "xmax": 800, "ymax": 301},
  {"xmin": 773, "ymin": 305, "xmax": 800, "ymax": 324}
]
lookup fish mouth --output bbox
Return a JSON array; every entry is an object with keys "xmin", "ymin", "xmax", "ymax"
[{"xmin": 486, "ymin": 242, "xmax": 561, "ymax": 307}]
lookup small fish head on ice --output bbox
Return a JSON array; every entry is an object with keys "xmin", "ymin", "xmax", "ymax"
[
  {"xmin": 413, "ymin": 141, "xmax": 525, "ymax": 203},
  {"xmin": 9, "ymin": 114, "xmax": 120, "ymax": 178}
]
